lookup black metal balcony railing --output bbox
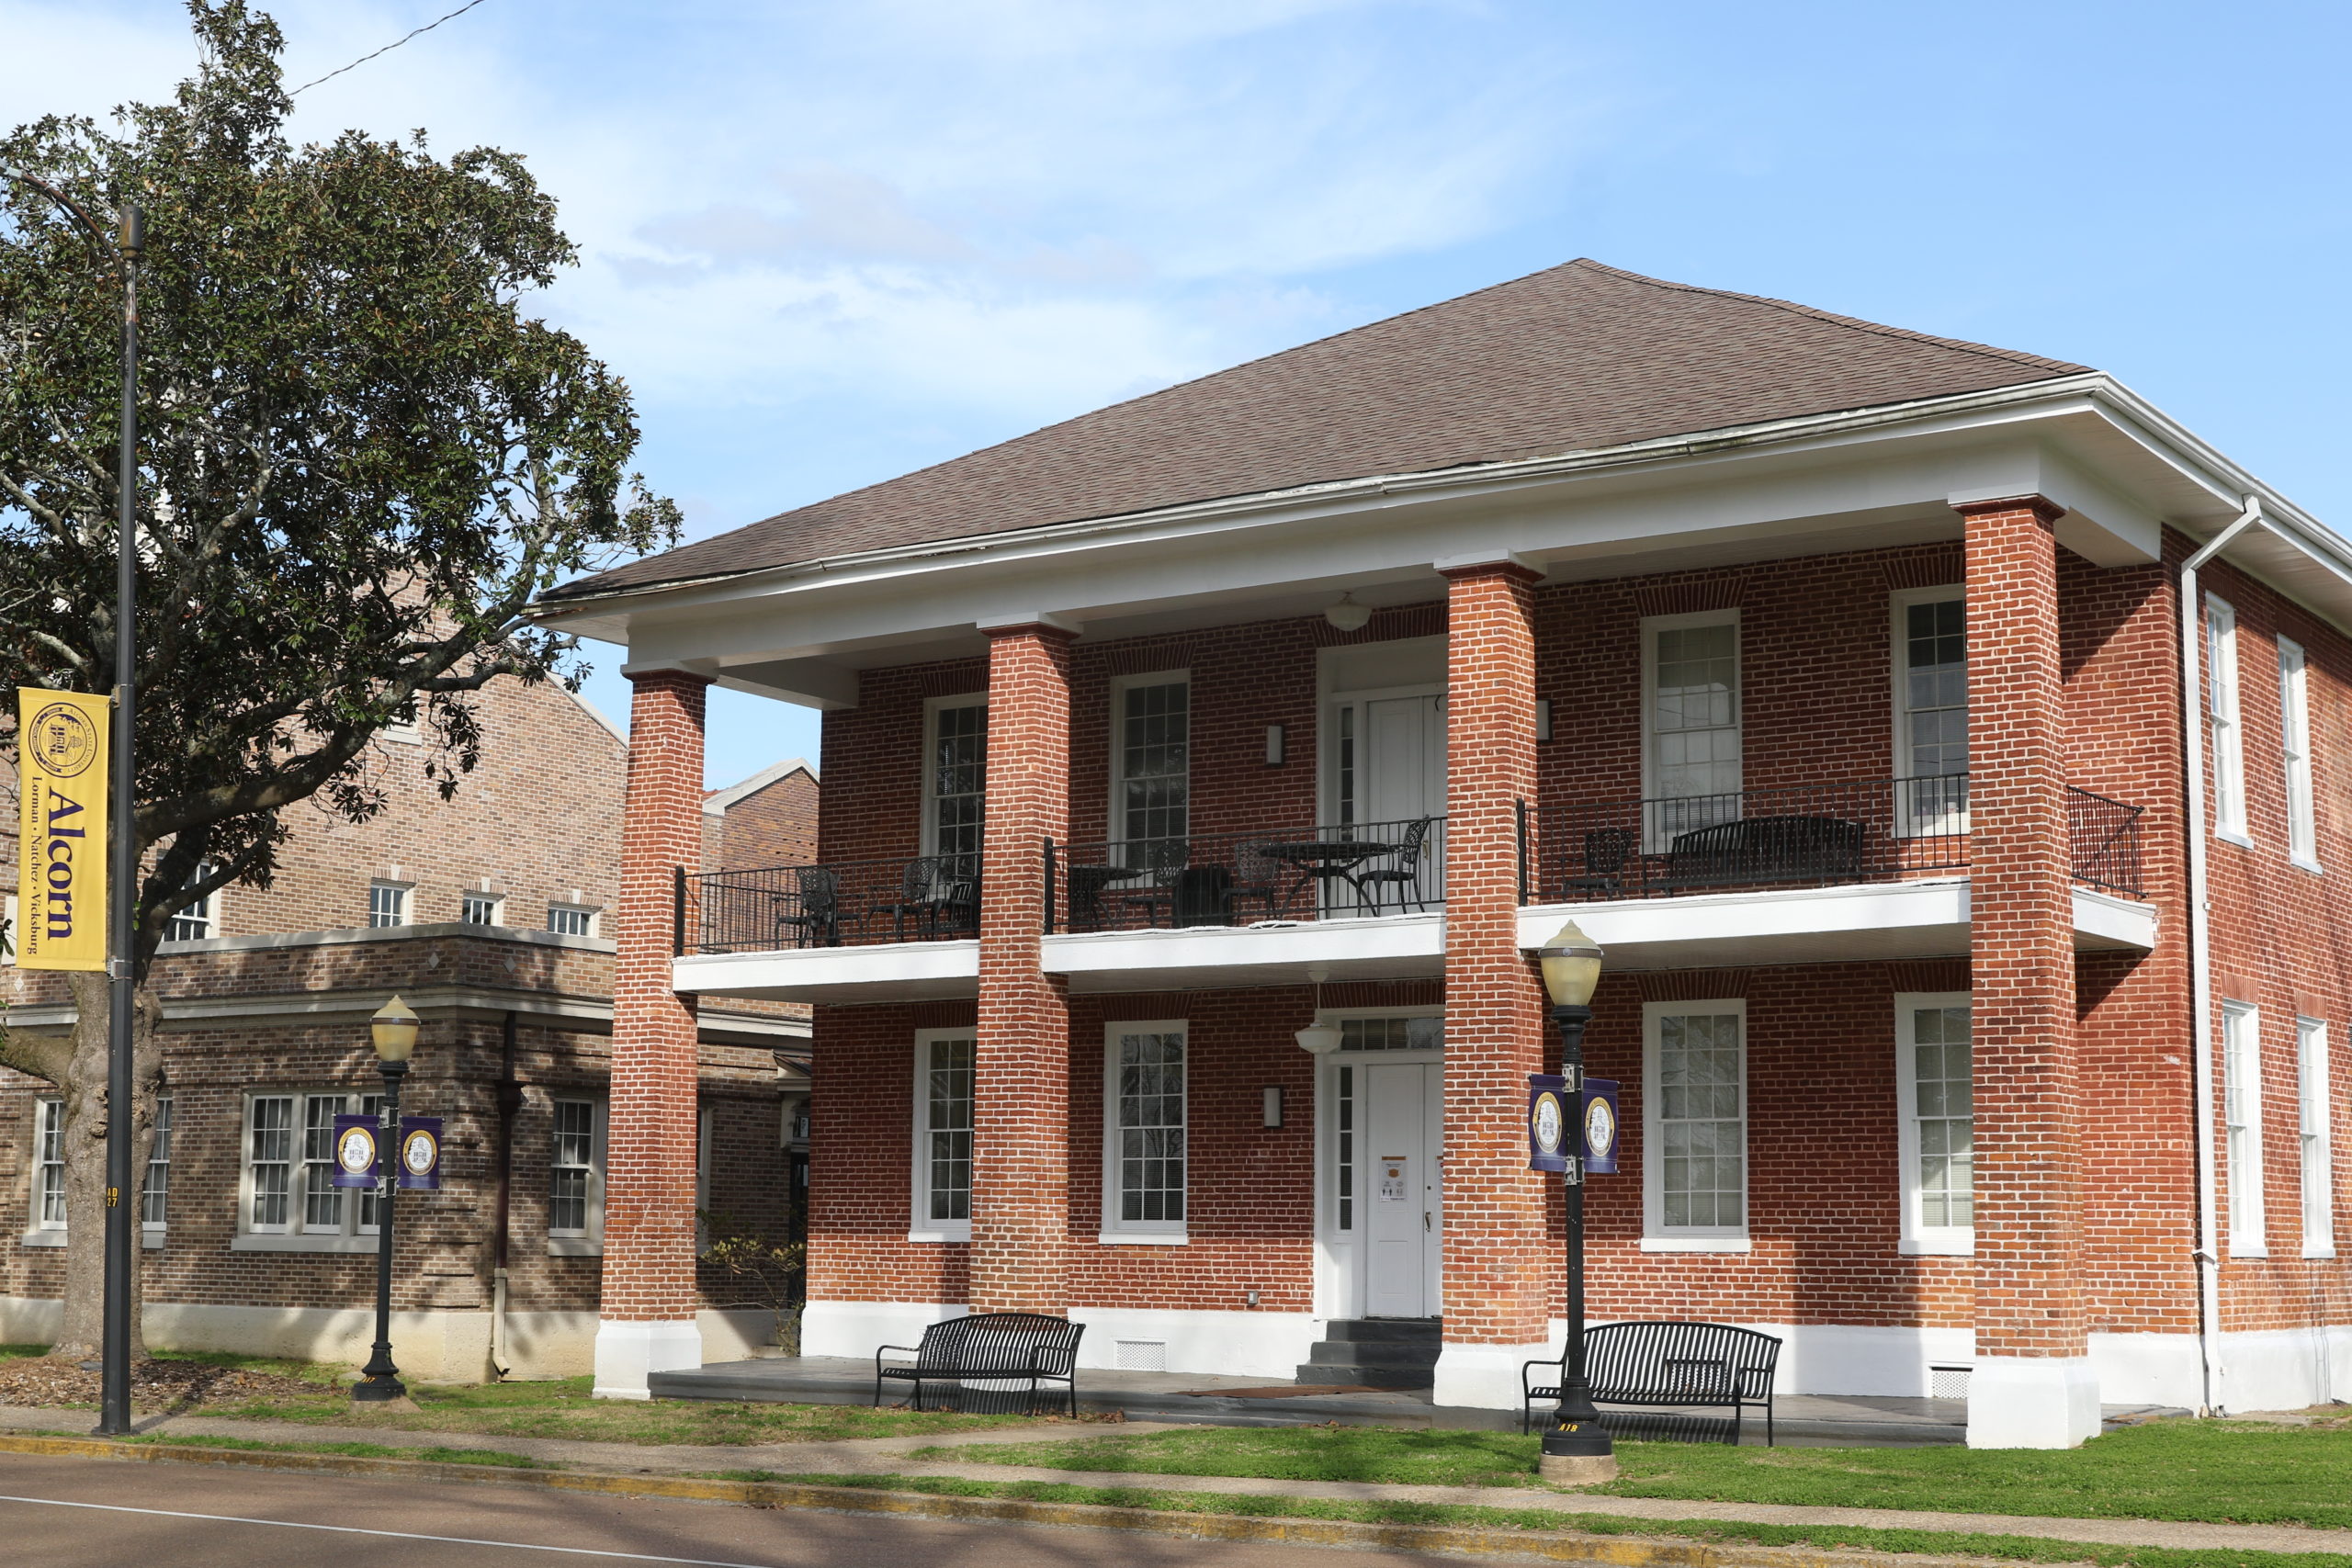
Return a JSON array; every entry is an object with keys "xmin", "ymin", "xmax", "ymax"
[
  {"xmin": 2066, "ymin": 785, "xmax": 2145, "ymax": 897},
  {"xmin": 682, "ymin": 853, "xmax": 979, "ymax": 954},
  {"xmin": 1529, "ymin": 775, "xmax": 2146, "ymax": 905},
  {"xmin": 1046, "ymin": 817, "xmax": 1447, "ymax": 934}
]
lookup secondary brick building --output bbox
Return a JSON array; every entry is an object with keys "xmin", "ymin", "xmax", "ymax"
[
  {"xmin": 535, "ymin": 260, "xmax": 2351, "ymax": 1443},
  {"xmin": 0, "ymin": 677, "xmax": 815, "ymax": 1379}
]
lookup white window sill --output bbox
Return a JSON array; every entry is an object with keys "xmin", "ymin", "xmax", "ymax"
[
  {"xmin": 1098, "ymin": 1230, "xmax": 1188, "ymax": 1246},
  {"xmin": 2303, "ymin": 1243, "xmax": 2337, "ymax": 1259},
  {"xmin": 1900, "ymin": 1235, "xmax": 1975, "ymax": 1257},
  {"xmin": 2291, "ymin": 855, "xmax": 2325, "ymax": 875},
  {"xmin": 906, "ymin": 1230, "xmax": 971, "ymax": 1245},
  {"xmin": 1639, "ymin": 1235, "xmax": 1751, "ymax": 1253},
  {"xmin": 29, "ymin": 1232, "xmax": 168, "ymax": 1251},
  {"xmin": 231, "ymin": 1233, "xmax": 380, "ymax": 1254},
  {"xmin": 547, "ymin": 1235, "xmax": 605, "ymax": 1258},
  {"xmin": 2215, "ymin": 829, "xmax": 2255, "ymax": 849}
]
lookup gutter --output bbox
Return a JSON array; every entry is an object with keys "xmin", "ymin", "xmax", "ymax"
[{"xmin": 2177, "ymin": 496, "xmax": 2267, "ymax": 1417}]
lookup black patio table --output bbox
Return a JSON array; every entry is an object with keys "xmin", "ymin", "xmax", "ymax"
[
  {"xmin": 1066, "ymin": 863, "xmax": 1154, "ymax": 931},
  {"xmin": 1257, "ymin": 837, "xmax": 1401, "ymax": 917}
]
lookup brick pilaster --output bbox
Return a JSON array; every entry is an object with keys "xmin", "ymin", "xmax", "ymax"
[
  {"xmin": 1961, "ymin": 499, "xmax": 2086, "ymax": 1362},
  {"xmin": 1440, "ymin": 563, "xmax": 1553, "ymax": 1348},
  {"xmin": 969, "ymin": 624, "xmax": 1074, "ymax": 1314},
  {"xmin": 602, "ymin": 669, "xmax": 708, "ymax": 1325}
]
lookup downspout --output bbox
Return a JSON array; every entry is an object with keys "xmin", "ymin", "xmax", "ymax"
[
  {"xmin": 2179, "ymin": 497, "xmax": 2264, "ymax": 1418},
  {"xmin": 490, "ymin": 1010, "xmax": 522, "ymax": 1379}
]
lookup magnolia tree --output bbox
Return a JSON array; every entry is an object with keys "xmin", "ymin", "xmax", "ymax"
[{"xmin": 0, "ymin": 1, "xmax": 677, "ymax": 1359}]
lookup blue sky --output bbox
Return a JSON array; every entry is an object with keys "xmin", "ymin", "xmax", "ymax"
[{"xmin": 15, "ymin": 0, "xmax": 2350, "ymax": 785}]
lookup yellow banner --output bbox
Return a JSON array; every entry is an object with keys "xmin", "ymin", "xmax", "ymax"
[{"xmin": 15, "ymin": 688, "xmax": 109, "ymax": 971}]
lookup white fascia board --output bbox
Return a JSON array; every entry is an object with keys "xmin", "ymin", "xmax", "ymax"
[
  {"xmin": 1518, "ymin": 880, "xmax": 1972, "ymax": 971},
  {"xmin": 673, "ymin": 940, "xmax": 978, "ymax": 1001},
  {"xmin": 1950, "ymin": 446, "xmax": 2162, "ymax": 566},
  {"xmin": 1042, "ymin": 913, "xmax": 1444, "ymax": 989},
  {"xmin": 2072, "ymin": 886, "xmax": 2159, "ymax": 951}
]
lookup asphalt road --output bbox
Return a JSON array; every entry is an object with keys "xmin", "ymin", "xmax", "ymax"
[{"xmin": 0, "ymin": 1452, "xmax": 1458, "ymax": 1566}]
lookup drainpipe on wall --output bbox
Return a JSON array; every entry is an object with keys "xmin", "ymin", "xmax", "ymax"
[
  {"xmin": 491, "ymin": 1010, "xmax": 523, "ymax": 1380},
  {"xmin": 2178, "ymin": 497, "xmax": 2265, "ymax": 1418}
]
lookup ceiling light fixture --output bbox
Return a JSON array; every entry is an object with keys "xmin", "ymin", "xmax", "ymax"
[{"xmin": 1324, "ymin": 592, "xmax": 1372, "ymax": 633}]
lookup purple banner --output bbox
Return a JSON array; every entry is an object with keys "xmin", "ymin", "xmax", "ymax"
[
  {"xmin": 1580, "ymin": 1077, "xmax": 1621, "ymax": 1175},
  {"xmin": 397, "ymin": 1116, "xmax": 443, "ymax": 1190},
  {"xmin": 1526, "ymin": 1074, "xmax": 1570, "ymax": 1173},
  {"xmin": 330, "ymin": 1114, "xmax": 379, "ymax": 1189}
]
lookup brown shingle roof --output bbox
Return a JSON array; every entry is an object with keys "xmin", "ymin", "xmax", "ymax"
[{"xmin": 550, "ymin": 259, "xmax": 2088, "ymax": 601}]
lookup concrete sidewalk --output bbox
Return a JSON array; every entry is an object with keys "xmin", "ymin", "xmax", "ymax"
[{"xmin": 2, "ymin": 1401, "xmax": 2343, "ymax": 1560}]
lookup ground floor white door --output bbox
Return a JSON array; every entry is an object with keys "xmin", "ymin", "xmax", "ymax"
[{"xmin": 1362, "ymin": 1059, "xmax": 1443, "ymax": 1318}]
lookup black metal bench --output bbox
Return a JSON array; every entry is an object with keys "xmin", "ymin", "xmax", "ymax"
[
  {"xmin": 1523, "ymin": 1320, "xmax": 1782, "ymax": 1445},
  {"xmin": 1663, "ymin": 815, "xmax": 1865, "ymax": 893},
  {"xmin": 873, "ymin": 1312, "xmax": 1084, "ymax": 1416}
]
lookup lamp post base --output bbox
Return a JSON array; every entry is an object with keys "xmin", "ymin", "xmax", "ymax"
[
  {"xmin": 1540, "ymin": 1419, "xmax": 1618, "ymax": 1483},
  {"xmin": 351, "ymin": 1372, "xmax": 409, "ymax": 1404}
]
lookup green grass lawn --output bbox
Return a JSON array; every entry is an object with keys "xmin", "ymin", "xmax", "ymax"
[{"xmin": 917, "ymin": 1416, "xmax": 2352, "ymax": 1528}]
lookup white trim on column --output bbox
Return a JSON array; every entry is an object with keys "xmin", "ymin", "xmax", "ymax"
[{"xmin": 592, "ymin": 1318, "xmax": 703, "ymax": 1400}]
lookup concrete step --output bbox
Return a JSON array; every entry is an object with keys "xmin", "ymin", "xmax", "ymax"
[
  {"xmin": 1305, "ymin": 1340, "xmax": 1441, "ymax": 1370},
  {"xmin": 1293, "ymin": 1359, "xmax": 1436, "ymax": 1390},
  {"xmin": 1322, "ymin": 1317, "xmax": 1442, "ymax": 1345}
]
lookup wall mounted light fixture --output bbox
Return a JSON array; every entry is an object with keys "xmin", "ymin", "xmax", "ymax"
[
  {"xmin": 1536, "ymin": 698, "xmax": 1554, "ymax": 743},
  {"xmin": 1261, "ymin": 1086, "xmax": 1285, "ymax": 1128},
  {"xmin": 1265, "ymin": 723, "xmax": 1286, "ymax": 765}
]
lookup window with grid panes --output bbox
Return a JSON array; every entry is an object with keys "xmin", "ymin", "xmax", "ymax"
[
  {"xmin": 547, "ymin": 904, "xmax": 597, "ymax": 937},
  {"xmin": 461, "ymin": 891, "xmax": 504, "ymax": 926},
  {"xmin": 143, "ymin": 1096, "xmax": 174, "ymax": 1231},
  {"xmin": 165, "ymin": 863, "xmax": 220, "ymax": 941},
  {"xmin": 2208, "ymin": 598, "xmax": 2246, "ymax": 838},
  {"xmin": 1647, "ymin": 619, "xmax": 1740, "ymax": 840},
  {"xmin": 1332, "ymin": 1063, "xmax": 1355, "ymax": 1232},
  {"xmin": 368, "ymin": 882, "xmax": 411, "ymax": 928},
  {"xmin": 1110, "ymin": 1027, "xmax": 1186, "ymax": 1228},
  {"xmin": 1899, "ymin": 597, "xmax": 1968, "ymax": 830},
  {"xmin": 929, "ymin": 700, "xmax": 987, "ymax": 865},
  {"xmin": 1338, "ymin": 1016, "xmax": 1443, "ymax": 1051},
  {"xmin": 2223, "ymin": 1001, "xmax": 2265, "ymax": 1254},
  {"xmin": 247, "ymin": 1095, "xmax": 296, "ymax": 1230},
  {"xmin": 549, "ymin": 1100, "xmax": 600, "ymax": 1236},
  {"xmin": 1650, "ymin": 1009, "xmax": 1746, "ymax": 1234},
  {"xmin": 2280, "ymin": 640, "xmax": 2318, "ymax": 867},
  {"xmin": 917, "ymin": 1034, "xmax": 974, "ymax": 1225},
  {"xmin": 1116, "ymin": 681, "xmax": 1190, "ymax": 850},
  {"xmin": 32, "ymin": 1100, "xmax": 64, "ymax": 1232},
  {"xmin": 1903, "ymin": 1002, "xmax": 1973, "ymax": 1234},
  {"xmin": 2298, "ymin": 1017, "xmax": 2334, "ymax": 1256},
  {"xmin": 300, "ymin": 1092, "xmax": 383, "ymax": 1234}
]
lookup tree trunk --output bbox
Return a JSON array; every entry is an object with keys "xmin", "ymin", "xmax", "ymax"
[{"xmin": 51, "ymin": 970, "xmax": 162, "ymax": 1363}]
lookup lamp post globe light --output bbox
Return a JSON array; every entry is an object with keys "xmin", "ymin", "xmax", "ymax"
[
  {"xmin": 1535, "ymin": 919, "xmax": 1615, "ymax": 1483},
  {"xmin": 354, "ymin": 997, "xmax": 420, "ymax": 1403}
]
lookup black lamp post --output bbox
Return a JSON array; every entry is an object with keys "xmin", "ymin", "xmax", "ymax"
[
  {"xmin": 1535, "ymin": 919, "xmax": 1614, "ymax": 1481},
  {"xmin": 354, "ymin": 996, "xmax": 419, "ymax": 1403}
]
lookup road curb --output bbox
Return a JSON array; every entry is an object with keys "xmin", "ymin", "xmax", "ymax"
[{"xmin": 0, "ymin": 1431, "xmax": 2020, "ymax": 1566}]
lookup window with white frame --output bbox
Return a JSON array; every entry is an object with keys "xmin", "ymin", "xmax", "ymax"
[
  {"xmin": 1644, "ymin": 1002, "xmax": 1747, "ymax": 1245},
  {"xmin": 924, "ymin": 696, "xmax": 988, "ymax": 865},
  {"xmin": 1644, "ymin": 613, "xmax": 1741, "ymax": 843},
  {"xmin": 461, "ymin": 890, "xmax": 505, "ymax": 926},
  {"xmin": 1103, "ymin": 1021, "xmax": 1187, "ymax": 1236},
  {"xmin": 1113, "ymin": 676, "xmax": 1190, "ymax": 852},
  {"xmin": 1894, "ymin": 592, "xmax": 1969, "ymax": 833},
  {"xmin": 1339, "ymin": 1015, "xmax": 1444, "ymax": 1051},
  {"xmin": 165, "ymin": 862, "xmax": 220, "ymax": 942},
  {"xmin": 2223, "ymin": 1001, "xmax": 2266, "ymax": 1255},
  {"xmin": 2299, "ymin": 1017, "xmax": 2335, "ymax": 1258},
  {"xmin": 2208, "ymin": 596, "xmax": 2247, "ymax": 840},
  {"xmin": 2279, "ymin": 639, "xmax": 2319, "ymax": 868},
  {"xmin": 243, "ymin": 1091, "xmax": 381, "ymax": 1238},
  {"xmin": 1895, "ymin": 996, "xmax": 1973, "ymax": 1253},
  {"xmin": 367, "ymin": 881, "xmax": 412, "ymax": 929},
  {"xmin": 910, "ymin": 1031, "xmax": 975, "ymax": 1240},
  {"xmin": 143, "ymin": 1096, "xmax": 174, "ymax": 1232},
  {"xmin": 30, "ymin": 1099, "xmax": 65, "ymax": 1234},
  {"xmin": 548, "ymin": 1098, "xmax": 606, "ymax": 1247},
  {"xmin": 547, "ymin": 903, "xmax": 599, "ymax": 938}
]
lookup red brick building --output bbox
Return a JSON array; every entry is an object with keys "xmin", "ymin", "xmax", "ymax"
[
  {"xmin": 536, "ymin": 260, "xmax": 2350, "ymax": 1443},
  {"xmin": 1, "ymin": 678, "xmax": 814, "ymax": 1379}
]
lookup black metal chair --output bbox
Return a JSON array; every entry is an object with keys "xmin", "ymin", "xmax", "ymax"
[
  {"xmin": 1561, "ymin": 826, "xmax": 1636, "ymax": 898},
  {"xmin": 1523, "ymin": 1321, "xmax": 1782, "ymax": 1445},
  {"xmin": 874, "ymin": 856, "xmax": 961, "ymax": 940},
  {"xmin": 773, "ymin": 865, "xmax": 842, "ymax": 948},
  {"xmin": 1112, "ymin": 837, "xmax": 1188, "ymax": 927},
  {"xmin": 1223, "ymin": 840, "xmax": 1289, "ymax": 922},
  {"xmin": 1350, "ymin": 818, "xmax": 1434, "ymax": 913},
  {"xmin": 875, "ymin": 1312, "xmax": 1085, "ymax": 1416}
]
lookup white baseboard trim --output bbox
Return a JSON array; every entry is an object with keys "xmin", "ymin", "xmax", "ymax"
[
  {"xmin": 1433, "ymin": 1340, "xmax": 1555, "ymax": 1411},
  {"xmin": 1068, "ymin": 1307, "xmax": 1319, "ymax": 1381},
  {"xmin": 801, "ymin": 1300, "xmax": 968, "ymax": 1361},
  {"xmin": 594, "ymin": 1318, "xmax": 704, "ymax": 1400}
]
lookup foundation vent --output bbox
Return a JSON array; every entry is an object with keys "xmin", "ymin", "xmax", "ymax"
[
  {"xmin": 1114, "ymin": 1339, "xmax": 1169, "ymax": 1372},
  {"xmin": 1929, "ymin": 1364, "xmax": 1972, "ymax": 1401}
]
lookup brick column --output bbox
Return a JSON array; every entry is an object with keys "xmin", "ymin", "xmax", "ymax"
[
  {"xmin": 593, "ymin": 668, "xmax": 709, "ymax": 1398},
  {"xmin": 1432, "ymin": 559, "xmax": 1555, "ymax": 1409},
  {"xmin": 1959, "ymin": 498, "xmax": 2097, "ymax": 1448},
  {"xmin": 969, "ymin": 624, "xmax": 1074, "ymax": 1314}
]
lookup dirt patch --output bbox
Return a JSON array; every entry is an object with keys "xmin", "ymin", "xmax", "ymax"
[{"xmin": 0, "ymin": 1357, "xmax": 330, "ymax": 1413}]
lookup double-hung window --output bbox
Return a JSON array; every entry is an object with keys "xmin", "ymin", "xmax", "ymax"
[
  {"xmin": 1643, "ymin": 613, "xmax": 1741, "ymax": 845},
  {"xmin": 910, "ymin": 1030, "xmax": 975, "ymax": 1241},
  {"xmin": 1102, "ymin": 1021, "xmax": 1187, "ymax": 1240},
  {"xmin": 1894, "ymin": 592, "xmax": 1968, "ymax": 834},
  {"xmin": 368, "ymin": 882, "xmax": 413, "ymax": 929},
  {"xmin": 1112, "ymin": 676, "xmax": 1190, "ymax": 866},
  {"xmin": 243, "ymin": 1091, "xmax": 380, "ymax": 1242},
  {"xmin": 2223, "ymin": 1001, "xmax": 2267, "ymax": 1256},
  {"xmin": 165, "ymin": 863, "xmax": 220, "ymax": 942},
  {"xmin": 2279, "ymin": 639, "xmax": 2319, "ymax": 869},
  {"xmin": 30, "ymin": 1099, "xmax": 65, "ymax": 1237},
  {"xmin": 143, "ymin": 1096, "xmax": 175, "ymax": 1235},
  {"xmin": 548, "ymin": 1098, "xmax": 607, "ymax": 1253},
  {"xmin": 1643, "ymin": 1002, "xmax": 1748, "ymax": 1247},
  {"xmin": 547, "ymin": 903, "xmax": 599, "ymax": 938},
  {"xmin": 1895, "ymin": 996, "xmax": 1973, "ymax": 1254},
  {"xmin": 2299, "ymin": 1017, "xmax": 2335, "ymax": 1258},
  {"xmin": 924, "ymin": 696, "xmax": 988, "ymax": 871},
  {"xmin": 2207, "ymin": 597, "xmax": 2247, "ymax": 841},
  {"xmin": 461, "ymin": 890, "xmax": 505, "ymax": 926}
]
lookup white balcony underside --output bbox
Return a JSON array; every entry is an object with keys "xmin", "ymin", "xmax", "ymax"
[{"xmin": 671, "ymin": 881, "xmax": 2153, "ymax": 1000}]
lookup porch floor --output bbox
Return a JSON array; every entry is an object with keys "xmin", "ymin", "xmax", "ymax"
[{"xmin": 652, "ymin": 1356, "xmax": 2170, "ymax": 1445}]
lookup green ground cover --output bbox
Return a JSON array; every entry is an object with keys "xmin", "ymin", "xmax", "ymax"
[
  {"xmin": 719, "ymin": 1472, "xmax": 2352, "ymax": 1568},
  {"xmin": 918, "ymin": 1416, "xmax": 2352, "ymax": 1528}
]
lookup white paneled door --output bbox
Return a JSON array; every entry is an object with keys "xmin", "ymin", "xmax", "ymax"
[{"xmin": 1363, "ymin": 1060, "xmax": 1443, "ymax": 1318}]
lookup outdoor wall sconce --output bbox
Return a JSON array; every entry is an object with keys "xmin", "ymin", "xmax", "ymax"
[
  {"xmin": 1265, "ymin": 724, "xmax": 1286, "ymax": 765},
  {"xmin": 1536, "ymin": 698, "xmax": 1554, "ymax": 742},
  {"xmin": 1261, "ymin": 1086, "xmax": 1285, "ymax": 1127}
]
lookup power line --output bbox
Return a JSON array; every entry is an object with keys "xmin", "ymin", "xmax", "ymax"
[{"xmin": 289, "ymin": 0, "xmax": 493, "ymax": 96}]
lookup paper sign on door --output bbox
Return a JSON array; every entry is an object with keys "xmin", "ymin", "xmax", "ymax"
[{"xmin": 1378, "ymin": 1156, "xmax": 1408, "ymax": 1201}]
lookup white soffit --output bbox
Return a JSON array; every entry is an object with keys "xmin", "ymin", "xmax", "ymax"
[{"xmin": 673, "ymin": 941, "xmax": 978, "ymax": 1003}]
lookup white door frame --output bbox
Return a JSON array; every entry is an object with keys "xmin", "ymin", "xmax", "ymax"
[
  {"xmin": 1313, "ymin": 1011, "xmax": 1444, "ymax": 1321},
  {"xmin": 1320, "ymin": 682, "xmax": 1446, "ymax": 828}
]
